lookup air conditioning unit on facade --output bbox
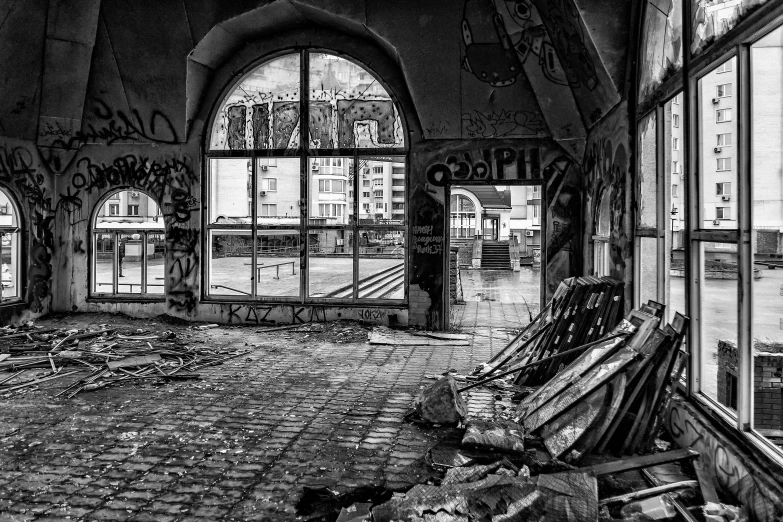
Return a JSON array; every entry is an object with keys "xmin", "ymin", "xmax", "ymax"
[
  {"xmin": 713, "ymin": 219, "xmax": 721, "ymax": 225},
  {"xmin": 722, "ymin": 195, "xmax": 731, "ymax": 201},
  {"xmin": 714, "ymin": 147, "xmax": 722, "ymax": 153},
  {"xmin": 130, "ymin": 191, "xmax": 139, "ymax": 197},
  {"xmin": 261, "ymin": 165, "xmax": 268, "ymax": 171},
  {"xmin": 312, "ymin": 164, "xmax": 319, "ymax": 171},
  {"xmin": 712, "ymin": 97, "xmax": 720, "ymax": 104},
  {"xmin": 259, "ymin": 190, "xmax": 267, "ymax": 196},
  {"xmin": 525, "ymin": 230, "xmax": 534, "ymax": 237}
]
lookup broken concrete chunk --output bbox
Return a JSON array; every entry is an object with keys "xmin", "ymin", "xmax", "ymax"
[
  {"xmin": 413, "ymin": 375, "xmax": 467, "ymax": 424},
  {"xmin": 335, "ymin": 502, "xmax": 372, "ymax": 522},
  {"xmin": 461, "ymin": 419, "xmax": 525, "ymax": 454}
]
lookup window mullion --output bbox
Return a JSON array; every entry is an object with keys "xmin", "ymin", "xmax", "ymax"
[
  {"xmin": 141, "ymin": 231, "xmax": 147, "ymax": 294},
  {"xmin": 113, "ymin": 231, "xmax": 119, "ymax": 295},
  {"xmin": 737, "ymin": 42, "xmax": 753, "ymax": 431},
  {"xmin": 656, "ymin": 103, "xmax": 667, "ymax": 303},
  {"xmin": 251, "ymin": 154, "xmax": 258, "ymax": 298},
  {"xmin": 687, "ymin": 72, "xmax": 702, "ymax": 396},
  {"xmin": 301, "ymin": 49, "xmax": 309, "ymax": 303},
  {"xmin": 352, "ymin": 151, "xmax": 359, "ymax": 301}
]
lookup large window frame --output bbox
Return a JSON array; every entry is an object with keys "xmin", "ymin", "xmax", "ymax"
[
  {"xmin": 203, "ymin": 49, "xmax": 408, "ymax": 305},
  {"xmin": 0, "ymin": 186, "xmax": 22, "ymax": 304},
  {"xmin": 635, "ymin": 0, "xmax": 783, "ymax": 462}
]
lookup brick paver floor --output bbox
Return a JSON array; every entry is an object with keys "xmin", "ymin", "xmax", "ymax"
[{"xmin": 0, "ymin": 313, "xmax": 519, "ymax": 521}]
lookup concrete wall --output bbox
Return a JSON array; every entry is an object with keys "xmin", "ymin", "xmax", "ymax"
[{"xmin": 0, "ymin": 0, "xmax": 631, "ymax": 328}]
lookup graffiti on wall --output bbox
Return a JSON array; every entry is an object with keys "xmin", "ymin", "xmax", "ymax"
[
  {"xmin": 219, "ymin": 304, "xmax": 393, "ymax": 325},
  {"xmin": 425, "ymin": 145, "xmax": 545, "ymax": 185},
  {"xmin": 462, "ymin": 109, "xmax": 547, "ymax": 139},
  {"xmin": 583, "ymin": 101, "xmax": 630, "ymax": 287},
  {"xmin": 668, "ymin": 404, "xmax": 783, "ymax": 522},
  {"xmin": 545, "ymin": 155, "xmax": 582, "ymax": 298},
  {"xmin": 167, "ymin": 226, "xmax": 199, "ymax": 315},
  {"xmin": 0, "ymin": 143, "xmax": 55, "ymax": 312},
  {"xmin": 38, "ymin": 99, "xmax": 179, "ymax": 148}
]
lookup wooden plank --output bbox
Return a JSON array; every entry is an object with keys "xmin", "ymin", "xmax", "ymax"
[
  {"xmin": 107, "ymin": 354, "xmax": 161, "ymax": 370},
  {"xmin": 600, "ymin": 480, "xmax": 698, "ymax": 505},
  {"xmin": 573, "ymin": 449, "xmax": 699, "ymax": 476},
  {"xmin": 693, "ymin": 460, "xmax": 721, "ymax": 504},
  {"xmin": 0, "ymin": 354, "xmax": 10, "ymax": 363}
]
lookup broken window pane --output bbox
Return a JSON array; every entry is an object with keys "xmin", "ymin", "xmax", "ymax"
[
  {"xmin": 210, "ymin": 53, "xmax": 300, "ymax": 150},
  {"xmin": 751, "ymin": 25, "xmax": 783, "ymax": 437},
  {"xmin": 691, "ymin": 0, "xmax": 773, "ymax": 56},
  {"xmin": 700, "ymin": 242, "xmax": 738, "ymax": 412},
  {"xmin": 308, "ymin": 230, "xmax": 354, "ymax": 298},
  {"xmin": 359, "ymin": 230, "xmax": 405, "ymax": 299},
  {"xmin": 208, "ymin": 231, "xmax": 253, "ymax": 296},
  {"xmin": 256, "ymin": 231, "xmax": 300, "ymax": 297},
  {"xmin": 639, "ymin": 0, "xmax": 684, "ymax": 101},
  {"xmin": 309, "ymin": 157, "xmax": 351, "ymax": 226},
  {"xmin": 309, "ymin": 53, "xmax": 404, "ymax": 149},
  {"xmin": 698, "ymin": 57, "xmax": 737, "ymax": 229}
]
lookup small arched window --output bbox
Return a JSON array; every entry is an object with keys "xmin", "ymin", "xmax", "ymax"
[
  {"xmin": 206, "ymin": 51, "xmax": 407, "ymax": 302},
  {"xmin": 92, "ymin": 190, "xmax": 165, "ymax": 297},
  {"xmin": 450, "ymin": 195, "xmax": 477, "ymax": 239},
  {"xmin": 0, "ymin": 187, "xmax": 21, "ymax": 302}
]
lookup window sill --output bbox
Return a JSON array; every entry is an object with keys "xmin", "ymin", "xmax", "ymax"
[
  {"xmin": 200, "ymin": 296, "xmax": 407, "ymax": 307},
  {"xmin": 688, "ymin": 391, "xmax": 783, "ymax": 472},
  {"xmin": 86, "ymin": 297, "xmax": 165, "ymax": 304}
]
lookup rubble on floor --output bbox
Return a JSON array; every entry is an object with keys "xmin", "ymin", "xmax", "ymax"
[
  {"xmin": 0, "ymin": 320, "xmax": 249, "ymax": 398},
  {"xmin": 371, "ymin": 276, "xmax": 745, "ymax": 522}
]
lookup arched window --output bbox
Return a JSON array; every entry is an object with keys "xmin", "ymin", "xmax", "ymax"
[
  {"xmin": 206, "ymin": 51, "xmax": 407, "ymax": 301},
  {"xmin": 0, "ymin": 188, "xmax": 21, "ymax": 302},
  {"xmin": 92, "ymin": 190, "xmax": 164, "ymax": 297},
  {"xmin": 450, "ymin": 195, "xmax": 476, "ymax": 239}
]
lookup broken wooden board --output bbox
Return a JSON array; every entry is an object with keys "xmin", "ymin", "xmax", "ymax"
[
  {"xmin": 370, "ymin": 328, "xmax": 470, "ymax": 346},
  {"xmin": 411, "ymin": 331, "xmax": 470, "ymax": 341},
  {"xmin": 573, "ymin": 448, "xmax": 699, "ymax": 476},
  {"xmin": 106, "ymin": 354, "xmax": 161, "ymax": 370}
]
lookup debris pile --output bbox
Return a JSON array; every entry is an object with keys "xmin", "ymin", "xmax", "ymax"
[{"xmin": 0, "ymin": 324, "xmax": 248, "ymax": 397}]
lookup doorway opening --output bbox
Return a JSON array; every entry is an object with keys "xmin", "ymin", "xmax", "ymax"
[{"xmin": 449, "ymin": 184, "xmax": 544, "ymax": 329}]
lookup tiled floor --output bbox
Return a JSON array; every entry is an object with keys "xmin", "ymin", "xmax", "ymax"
[
  {"xmin": 0, "ymin": 314, "xmax": 507, "ymax": 522},
  {"xmin": 451, "ymin": 268, "xmax": 541, "ymax": 331}
]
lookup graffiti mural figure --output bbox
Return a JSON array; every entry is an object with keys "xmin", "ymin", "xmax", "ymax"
[{"xmin": 462, "ymin": 0, "xmax": 572, "ymax": 87}]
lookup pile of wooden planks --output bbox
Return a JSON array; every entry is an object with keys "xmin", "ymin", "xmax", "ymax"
[
  {"xmin": 0, "ymin": 325, "xmax": 248, "ymax": 397},
  {"xmin": 514, "ymin": 302, "xmax": 689, "ymax": 462},
  {"xmin": 470, "ymin": 277, "xmax": 626, "ymax": 387}
]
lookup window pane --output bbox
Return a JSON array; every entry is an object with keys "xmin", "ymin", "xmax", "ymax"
[
  {"xmin": 357, "ymin": 157, "xmax": 405, "ymax": 225},
  {"xmin": 94, "ymin": 233, "xmax": 115, "ymax": 294},
  {"xmin": 210, "ymin": 158, "xmax": 253, "ymax": 224},
  {"xmin": 308, "ymin": 230, "xmax": 354, "ymax": 298},
  {"xmin": 701, "ymin": 242, "xmax": 738, "ymax": 411},
  {"xmin": 751, "ymin": 25, "xmax": 783, "ymax": 438},
  {"xmin": 698, "ymin": 57, "xmax": 737, "ymax": 229},
  {"xmin": 209, "ymin": 231, "xmax": 252, "ymax": 296},
  {"xmin": 310, "ymin": 157, "xmax": 351, "ymax": 226},
  {"xmin": 257, "ymin": 158, "xmax": 301, "ymax": 225},
  {"xmin": 0, "ymin": 230, "xmax": 18, "ymax": 300},
  {"xmin": 691, "ymin": 0, "xmax": 774, "ymax": 56},
  {"xmin": 638, "ymin": 112, "xmax": 657, "ymax": 228},
  {"xmin": 256, "ymin": 231, "xmax": 300, "ymax": 297},
  {"xmin": 309, "ymin": 53, "xmax": 404, "ymax": 149},
  {"xmin": 359, "ymin": 229, "xmax": 405, "ymax": 299},
  {"xmin": 639, "ymin": 0, "xmax": 683, "ymax": 100},
  {"xmin": 210, "ymin": 53, "xmax": 300, "ymax": 150},
  {"xmin": 666, "ymin": 94, "xmax": 686, "ymax": 322},
  {"xmin": 639, "ymin": 236, "xmax": 658, "ymax": 304},
  {"xmin": 118, "ymin": 233, "xmax": 142, "ymax": 294},
  {"xmin": 147, "ymin": 232, "xmax": 165, "ymax": 294}
]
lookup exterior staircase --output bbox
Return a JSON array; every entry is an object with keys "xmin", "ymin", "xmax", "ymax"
[{"xmin": 481, "ymin": 241, "xmax": 511, "ymax": 270}]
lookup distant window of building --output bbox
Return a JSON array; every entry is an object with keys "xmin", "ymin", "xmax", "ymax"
[
  {"xmin": 716, "ymin": 182, "xmax": 731, "ymax": 195},
  {"xmin": 717, "ymin": 83, "xmax": 733, "ymax": 97},
  {"xmin": 717, "ymin": 133, "xmax": 732, "ymax": 147},
  {"xmin": 673, "ymin": 114, "xmax": 680, "ymax": 127},
  {"xmin": 128, "ymin": 205, "xmax": 139, "ymax": 216},
  {"xmin": 266, "ymin": 178, "xmax": 277, "ymax": 191},
  {"xmin": 716, "ymin": 61, "xmax": 732, "ymax": 73},
  {"xmin": 375, "ymin": 202, "xmax": 383, "ymax": 209},
  {"xmin": 673, "ymin": 137, "xmax": 679, "ymax": 150},
  {"xmin": 672, "ymin": 184, "xmax": 679, "ymax": 199},
  {"xmin": 260, "ymin": 204, "xmax": 277, "ymax": 216},
  {"xmin": 363, "ymin": 180, "xmax": 370, "ymax": 187},
  {"xmin": 372, "ymin": 166, "xmax": 383, "ymax": 174},
  {"xmin": 717, "ymin": 157, "xmax": 732, "ymax": 171},
  {"xmin": 716, "ymin": 109, "xmax": 732, "ymax": 122},
  {"xmin": 363, "ymin": 191, "xmax": 370, "ymax": 198},
  {"xmin": 373, "ymin": 179, "xmax": 383, "ymax": 186},
  {"xmin": 716, "ymin": 206, "xmax": 730, "ymax": 220},
  {"xmin": 109, "ymin": 204, "xmax": 119, "ymax": 215}
]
